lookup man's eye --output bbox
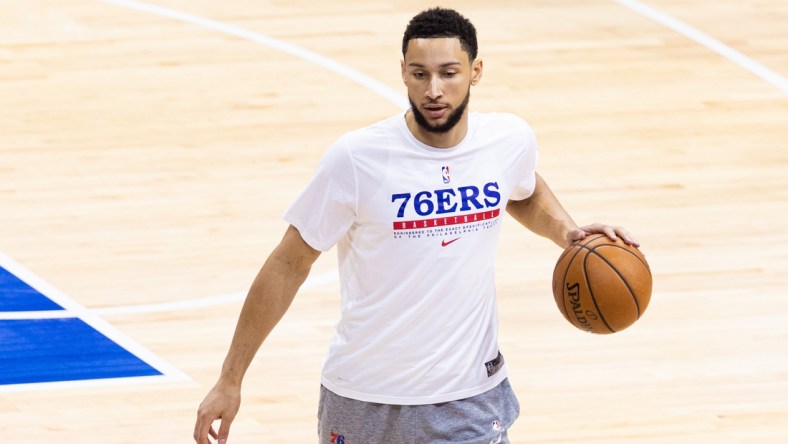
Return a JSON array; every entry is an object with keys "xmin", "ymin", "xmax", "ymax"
[
  {"xmin": 413, "ymin": 72, "xmax": 425, "ymax": 79},
  {"xmin": 443, "ymin": 72, "xmax": 457, "ymax": 78}
]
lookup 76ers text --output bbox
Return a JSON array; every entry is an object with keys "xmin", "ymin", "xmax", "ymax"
[{"xmin": 391, "ymin": 182, "xmax": 500, "ymax": 217}]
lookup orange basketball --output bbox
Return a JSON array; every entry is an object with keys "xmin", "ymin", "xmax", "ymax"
[{"xmin": 552, "ymin": 234, "xmax": 652, "ymax": 334}]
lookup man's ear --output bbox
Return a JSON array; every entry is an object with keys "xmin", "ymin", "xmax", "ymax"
[{"xmin": 471, "ymin": 58, "xmax": 483, "ymax": 86}]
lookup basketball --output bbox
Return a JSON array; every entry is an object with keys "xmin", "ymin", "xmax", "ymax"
[{"xmin": 552, "ymin": 234, "xmax": 652, "ymax": 334}]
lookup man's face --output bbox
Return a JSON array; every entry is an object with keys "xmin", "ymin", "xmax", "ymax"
[{"xmin": 401, "ymin": 38, "xmax": 482, "ymax": 135}]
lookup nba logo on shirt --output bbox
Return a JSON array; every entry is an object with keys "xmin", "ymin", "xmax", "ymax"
[{"xmin": 441, "ymin": 166, "xmax": 450, "ymax": 184}]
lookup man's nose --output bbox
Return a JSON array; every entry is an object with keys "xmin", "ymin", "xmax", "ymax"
[{"xmin": 426, "ymin": 77, "xmax": 442, "ymax": 100}]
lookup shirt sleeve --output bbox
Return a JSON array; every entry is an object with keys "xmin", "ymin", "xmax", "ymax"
[
  {"xmin": 508, "ymin": 117, "xmax": 540, "ymax": 201},
  {"xmin": 283, "ymin": 138, "xmax": 357, "ymax": 252}
]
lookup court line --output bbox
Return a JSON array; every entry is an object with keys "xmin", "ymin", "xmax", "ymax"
[
  {"xmin": 92, "ymin": 271, "xmax": 338, "ymax": 316},
  {"xmin": 0, "ymin": 310, "xmax": 78, "ymax": 320},
  {"xmin": 0, "ymin": 374, "xmax": 194, "ymax": 393},
  {"xmin": 99, "ymin": 0, "xmax": 410, "ymax": 108},
  {"xmin": 614, "ymin": 0, "xmax": 788, "ymax": 94}
]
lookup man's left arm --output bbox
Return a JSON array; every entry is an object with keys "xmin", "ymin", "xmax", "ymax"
[{"xmin": 505, "ymin": 173, "xmax": 639, "ymax": 249}]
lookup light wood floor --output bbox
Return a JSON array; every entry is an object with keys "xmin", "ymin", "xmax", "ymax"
[{"xmin": 1, "ymin": 0, "xmax": 787, "ymax": 442}]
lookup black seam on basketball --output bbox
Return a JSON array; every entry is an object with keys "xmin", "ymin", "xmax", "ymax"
[
  {"xmin": 583, "ymin": 252, "xmax": 615, "ymax": 333},
  {"xmin": 575, "ymin": 234, "xmax": 606, "ymax": 249},
  {"xmin": 577, "ymin": 238, "xmax": 649, "ymax": 272},
  {"xmin": 563, "ymin": 234, "xmax": 605, "ymax": 255},
  {"xmin": 588, "ymin": 250, "xmax": 643, "ymax": 317}
]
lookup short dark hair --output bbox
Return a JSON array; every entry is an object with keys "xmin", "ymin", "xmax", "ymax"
[{"xmin": 402, "ymin": 8, "xmax": 478, "ymax": 61}]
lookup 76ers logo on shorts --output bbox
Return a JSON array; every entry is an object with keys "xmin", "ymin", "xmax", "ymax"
[{"xmin": 441, "ymin": 165, "xmax": 450, "ymax": 184}]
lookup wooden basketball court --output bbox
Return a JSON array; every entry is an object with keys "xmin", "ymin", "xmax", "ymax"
[{"xmin": 1, "ymin": 0, "xmax": 786, "ymax": 442}]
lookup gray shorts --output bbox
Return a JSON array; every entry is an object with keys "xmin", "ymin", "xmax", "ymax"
[{"xmin": 317, "ymin": 379, "xmax": 520, "ymax": 443}]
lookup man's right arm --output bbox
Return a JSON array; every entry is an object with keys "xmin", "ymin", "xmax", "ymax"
[{"xmin": 194, "ymin": 224, "xmax": 321, "ymax": 444}]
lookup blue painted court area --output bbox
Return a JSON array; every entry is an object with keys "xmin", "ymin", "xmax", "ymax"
[
  {"xmin": 0, "ymin": 318, "xmax": 161, "ymax": 385},
  {"xmin": 0, "ymin": 261, "xmax": 164, "ymax": 387}
]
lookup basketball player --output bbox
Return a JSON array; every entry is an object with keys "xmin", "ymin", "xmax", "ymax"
[{"xmin": 194, "ymin": 7, "xmax": 638, "ymax": 444}]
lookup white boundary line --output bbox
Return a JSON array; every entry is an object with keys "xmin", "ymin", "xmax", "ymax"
[
  {"xmin": 92, "ymin": 271, "xmax": 338, "ymax": 316},
  {"xmin": 0, "ymin": 374, "xmax": 190, "ymax": 394},
  {"xmin": 0, "ymin": 310, "xmax": 78, "ymax": 320},
  {"xmin": 0, "ymin": 252, "xmax": 190, "ymax": 391},
  {"xmin": 99, "ymin": 0, "xmax": 410, "ymax": 109},
  {"xmin": 614, "ymin": 0, "xmax": 788, "ymax": 94}
]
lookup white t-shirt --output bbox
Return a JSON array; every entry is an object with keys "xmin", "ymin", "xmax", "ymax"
[{"xmin": 284, "ymin": 111, "xmax": 539, "ymax": 405}]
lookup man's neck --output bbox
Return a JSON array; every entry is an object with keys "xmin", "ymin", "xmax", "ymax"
[{"xmin": 405, "ymin": 111, "xmax": 469, "ymax": 149}]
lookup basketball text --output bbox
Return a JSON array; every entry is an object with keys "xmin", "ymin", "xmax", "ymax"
[{"xmin": 566, "ymin": 282, "xmax": 596, "ymax": 333}]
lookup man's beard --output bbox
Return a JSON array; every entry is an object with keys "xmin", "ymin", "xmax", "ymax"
[{"xmin": 409, "ymin": 89, "xmax": 470, "ymax": 134}]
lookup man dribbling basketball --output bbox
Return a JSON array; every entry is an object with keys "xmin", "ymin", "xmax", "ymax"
[{"xmin": 194, "ymin": 7, "xmax": 638, "ymax": 444}]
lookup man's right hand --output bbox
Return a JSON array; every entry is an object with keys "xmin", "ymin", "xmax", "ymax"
[{"xmin": 193, "ymin": 381, "xmax": 241, "ymax": 444}]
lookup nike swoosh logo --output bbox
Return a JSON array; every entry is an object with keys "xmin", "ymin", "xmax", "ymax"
[{"xmin": 441, "ymin": 237, "xmax": 461, "ymax": 247}]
